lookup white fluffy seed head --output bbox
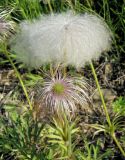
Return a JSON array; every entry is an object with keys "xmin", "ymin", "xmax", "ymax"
[{"xmin": 10, "ymin": 11, "xmax": 112, "ymax": 68}]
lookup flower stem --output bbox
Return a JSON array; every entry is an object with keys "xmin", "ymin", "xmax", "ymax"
[
  {"xmin": 53, "ymin": 63, "xmax": 60, "ymax": 76},
  {"xmin": 112, "ymin": 133, "xmax": 125, "ymax": 157},
  {"xmin": 66, "ymin": 0, "xmax": 74, "ymax": 11},
  {"xmin": 86, "ymin": 0, "xmax": 92, "ymax": 9},
  {"xmin": 50, "ymin": 64, "xmax": 54, "ymax": 77},
  {"xmin": 90, "ymin": 61, "xmax": 111, "ymax": 127},
  {"xmin": 68, "ymin": 127, "xmax": 72, "ymax": 157},
  {"xmin": 4, "ymin": 48, "xmax": 32, "ymax": 110},
  {"xmin": 46, "ymin": 0, "xmax": 53, "ymax": 13},
  {"xmin": 90, "ymin": 61, "xmax": 125, "ymax": 157}
]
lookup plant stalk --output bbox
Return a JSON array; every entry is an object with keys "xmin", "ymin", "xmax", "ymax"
[
  {"xmin": 112, "ymin": 133, "xmax": 125, "ymax": 157},
  {"xmin": 90, "ymin": 61, "xmax": 111, "ymax": 127},
  {"xmin": 90, "ymin": 61, "xmax": 125, "ymax": 157},
  {"xmin": 4, "ymin": 48, "xmax": 32, "ymax": 110},
  {"xmin": 46, "ymin": 0, "xmax": 53, "ymax": 13},
  {"xmin": 68, "ymin": 128, "xmax": 72, "ymax": 157}
]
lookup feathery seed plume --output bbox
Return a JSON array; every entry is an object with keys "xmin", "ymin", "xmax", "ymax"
[
  {"xmin": 11, "ymin": 11, "xmax": 112, "ymax": 68},
  {"xmin": 34, "ymin": 72, "xmax": 90, "ymax": 114}
]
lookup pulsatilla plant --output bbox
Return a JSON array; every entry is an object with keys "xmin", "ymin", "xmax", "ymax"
[
  {"xmin": 6, "ymin": 6, "xmax": 125, "ymax": 158},
  {"xmin": 10, "ymin": 11, "xmax": 112, "ymax": 68},
  {"xmin": 34, "ymin": 72, "xmax": 90, "ymax": 115},
  {"xmin": 44, "ymin": 113, "xmax": 79, "ymax": 159},
  {"xmin": 9, "ymin": 9, "xmax": 112, "ymax": 120}
]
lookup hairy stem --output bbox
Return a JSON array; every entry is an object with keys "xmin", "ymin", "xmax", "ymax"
[
  {"xmin": 90, "ymin": 61, "xmax": 125, "ymax": 157},
  {"xmin": 112, "ymin": 133, "xmax": 125, "ymax": 157},
  {"xmin": 68, "ymin": 126, "xmax": 72, "ymax": 157},
  {"xmin": 4, "ymin": 47, "xmax": 32, "ymax": 110},
  {"xmin": 50, "ymin": 63, "xmax": 54, "ymax": 77},
  {"xmin": 46, "ymin": 0, "xmax": 53, "ymax": 13},
  {"xmin": 90, "ymin": 61, "xmax": 111, "ymax": 127}
]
